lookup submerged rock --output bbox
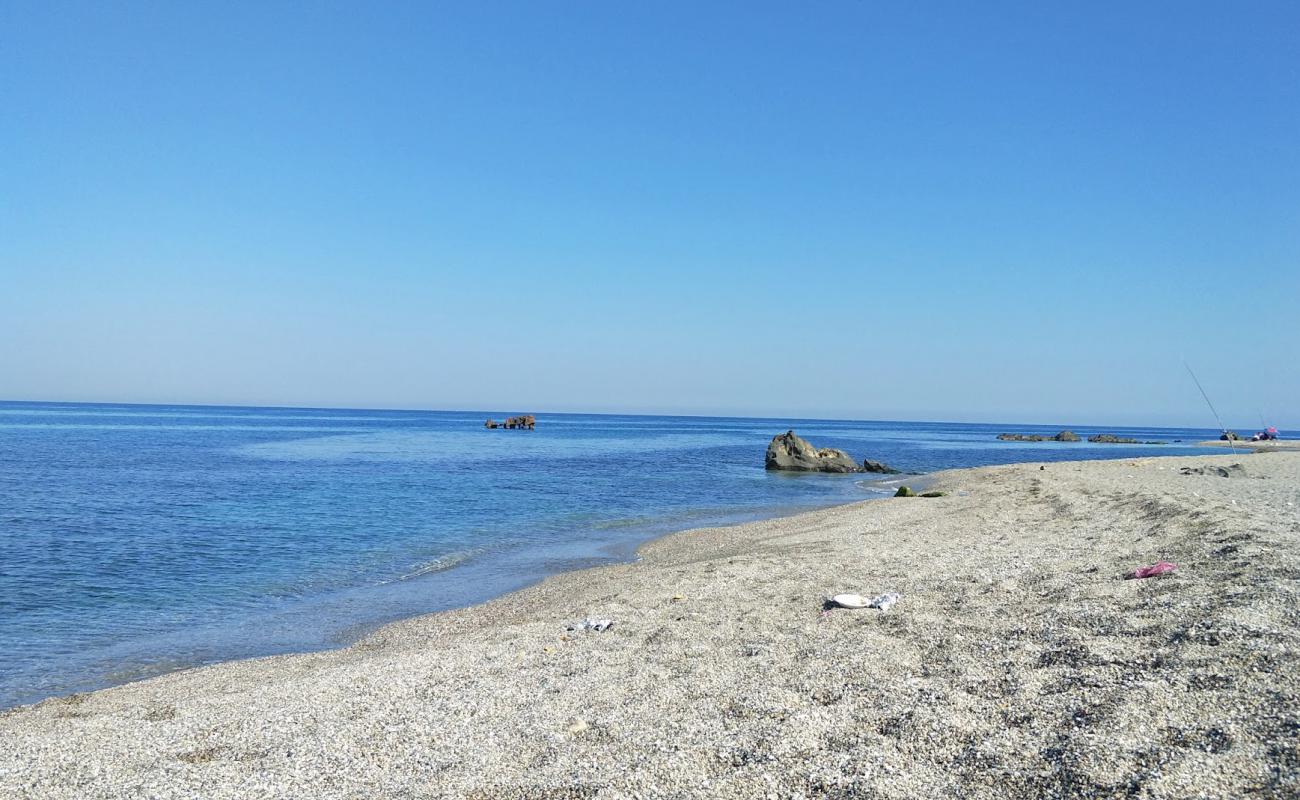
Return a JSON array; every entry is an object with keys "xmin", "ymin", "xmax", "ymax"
[{"xmin": 765, "ymin": 430, "xmax": 863, "ymax": 473}]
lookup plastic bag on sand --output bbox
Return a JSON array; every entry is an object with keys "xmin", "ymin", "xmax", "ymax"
[
  {"xmin": 1128, "ymin": 561, "xmax": 1177, "ymax": 580},
  {"xmin": 868, "ymin": 592, "xmax": 902, "ymax": 611},
  {"xmin": 830, "ymin": 592, "xmax": 901, "ymax": 611},
  {"xmin": 567, "ymin": 618, "xmax": 614, "ymax": 632}
]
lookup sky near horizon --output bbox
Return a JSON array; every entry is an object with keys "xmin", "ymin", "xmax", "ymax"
[{"xmin": 2, "ymin": 2, "xmax": 1297, "ymax": 427}]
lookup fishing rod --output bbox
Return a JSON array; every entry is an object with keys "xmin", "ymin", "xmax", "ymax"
[{"xmin": 1184, "ymin": 360, "xmax": 1237, "ymax": 454}]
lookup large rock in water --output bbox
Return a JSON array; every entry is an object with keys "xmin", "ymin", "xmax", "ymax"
[{"xmin": 765, "ymin": 430, "xmax": 862, "ymax": 473}]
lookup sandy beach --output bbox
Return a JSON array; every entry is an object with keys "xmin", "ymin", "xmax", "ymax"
[{"xmin": 3, "ymin": 451, "xmax": 1298, "ymax": 799}]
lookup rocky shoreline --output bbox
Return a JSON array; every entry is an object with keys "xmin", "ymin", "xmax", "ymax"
[{"xmin": 3, "ymin": 451, "xmax": 1298, "ymax": 798}]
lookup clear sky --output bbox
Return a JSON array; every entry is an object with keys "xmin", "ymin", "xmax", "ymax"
[{"xmin": 2, "ymin": 2, "xmax": 1297, "ymax": 427}]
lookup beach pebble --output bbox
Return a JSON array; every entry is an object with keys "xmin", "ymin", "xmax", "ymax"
[{"xmin": 566, "ymin": 718, "xmax": 589, "ymax": 735}]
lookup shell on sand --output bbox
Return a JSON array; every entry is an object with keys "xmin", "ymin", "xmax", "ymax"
[{"xmin": 831, "ymin": 593, "xmax": 870, "ymax": 608}]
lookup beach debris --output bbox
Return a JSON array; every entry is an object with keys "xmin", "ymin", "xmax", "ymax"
[
  {"xmin": 830, "ymin": 593, "xmax": 870, "ymax": 609},
  {"xmin": 671, "ymin": 593, "xmax": 685, "ymax": 602},
  {"xmin": 868, "ymin": 592, "xmax": 902, "ymax": 611},
  {"xmin": 895, "ymin": 486, "xmax": 915, "ymax": 497},
  {"xmin": 919, "ymin": 491, "xmax": 946, "ymax": 498},
  {"xmin": 1179, "ymin": 464, "xmax": 1246, "ymax": 478},
  {"xmin": 1128, "ymin": 561, "xmax": 1177, "ymax": 580},
  {"xmin": 567, "ymin": 617, "xmax": 614, "ymax": 632},
  {"xmin": 828, "ymin": 592, "xmax": 902, "ymax": 611},
  {"xmin": 566, "ymin": 718, "xmax": 589, "ymax": 735}
]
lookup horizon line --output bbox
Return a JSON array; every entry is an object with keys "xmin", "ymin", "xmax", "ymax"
[{"xmin": 0, "ymin": 397, "xmax": 1259, "ymax": 432}]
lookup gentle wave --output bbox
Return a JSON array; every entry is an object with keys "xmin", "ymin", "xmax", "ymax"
[{"xmin": 390, "ymin": 550, "xmax": 481, "ymax": 583}]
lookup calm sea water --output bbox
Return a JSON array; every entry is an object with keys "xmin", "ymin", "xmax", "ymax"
[{"xmin": 0, "ymin": 402, "xmax": 1237, "ymax": 708}]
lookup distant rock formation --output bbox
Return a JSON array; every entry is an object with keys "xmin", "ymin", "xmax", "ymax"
[
  {"xmin": 765, "ymin": 430, "xmax": 862, "ymax": 473},
  {"xmin": 1088, "ymin": 433, "xmax": 1138, "ymax": 444},
  {"xmin": 1088, "ymin": 433, "xmax": 1163, "ymax": 445},
  {"xmin": 861, "ymin": 459, "xmax": 901, "ymax": 474},
  {"xmin": 485, "ymin": 415, "xmax": 536, "ymax": 430},
  {"xmin": 998, "ymin": 430, "xmax": 1081, "ymax": 442}
]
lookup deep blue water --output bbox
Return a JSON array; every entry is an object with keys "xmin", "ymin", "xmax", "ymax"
[{"xmin": 0, "ymin": 402, "xmax": 1240, "ymax": 708}]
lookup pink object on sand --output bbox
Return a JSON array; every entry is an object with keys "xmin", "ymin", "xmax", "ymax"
[{"xmin": 1129, "ymin": 561, "xmax": 1177, "ymax": 579}]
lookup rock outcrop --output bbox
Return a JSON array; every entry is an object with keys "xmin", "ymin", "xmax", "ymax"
[
  {"xmin": 998, "ymin": 430, "xmax": 1081, "ymax": 442},
  {"xmin": 861, "ymin": 459, "xmax": 901, "ymax": 474},
  {"xmin": 1088, "ymin": 433, "xmax": 1138, "ymax": 444},
  {"xmin": 485, "ymin": 415, "xmax": 536, "ymax": 430},
  {"xmin": 765, "ymin": 431, "xmax": 862, "ymax": 473}
]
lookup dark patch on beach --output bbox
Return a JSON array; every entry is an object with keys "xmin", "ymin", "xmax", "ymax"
[
  {"xmin": 465, "ymin": 785, "xmax": 604, "ymax": 800},
  {"xmin": 799, "ymin": 776, "xmax": 884, "ymax": 800},
  {"xmin": 1187, "ymin": 672, "xmax": 1235, "ymax": 690},
  {"xmin": 177, "ymin": 745, "xmax": 222, "ymax": 764},
  {"xmin": 143, "ymin": 704, "xmax": 176, "ymax": 722},
  {"xmin": 1037, "ymin": 642, "xmax": 1092, "ymax": 669},
  {"xmin": 1168, "ymin": 624, "xmax": 1224, "ymax": 647},
  {"xmin": 1164, "ymin": 725, "xmax": 1234, "ymax": 753},
  {"xmin": 876, "ymin": 711, "xmax": 913, "ymax": 738}
]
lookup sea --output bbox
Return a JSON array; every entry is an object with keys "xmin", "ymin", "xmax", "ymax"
[{"xmin": 0, "ymin": 401, "xmax": 1238, "ymax": 709}]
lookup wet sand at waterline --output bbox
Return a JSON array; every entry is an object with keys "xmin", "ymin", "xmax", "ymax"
[{"xmin": 3, "ymin": 452, "xmax": 1298, "ymax": 799}]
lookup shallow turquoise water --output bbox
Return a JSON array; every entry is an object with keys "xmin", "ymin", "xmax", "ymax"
[{"xmin": 0, "ymin": 402, "xmax": 1235, "ymax": 707}]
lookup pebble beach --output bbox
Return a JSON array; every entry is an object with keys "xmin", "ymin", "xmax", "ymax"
[{"xmin": 3, "ymin": 450, "xmax": 1298, "ymax": 798}]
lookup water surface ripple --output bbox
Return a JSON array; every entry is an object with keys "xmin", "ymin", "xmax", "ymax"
[{"xmin": 0, "ymin": 402, "xmax": 1230, "ymax": 707}]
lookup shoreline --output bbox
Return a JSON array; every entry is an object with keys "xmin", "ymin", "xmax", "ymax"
[
  {"xmin": 4, "ymin": 477, "xmax": 906, "ymax": 712},
  {"xmin": 1196, "ymin": 438, "xmax": 1300, "ymax": 451},
  {"xmin": 4, "ymin": 449, "xmax": 1298, "ymax": 798}
]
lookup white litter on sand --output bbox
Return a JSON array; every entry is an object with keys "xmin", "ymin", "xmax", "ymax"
[{"xmin": 567, "ymin": 617, "xmax": 614, "ymax": 632}]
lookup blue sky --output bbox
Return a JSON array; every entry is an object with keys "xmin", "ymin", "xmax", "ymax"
[{"xmin": 2, "ymin": 2, "xmax": 1297, "ymax": 426}]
